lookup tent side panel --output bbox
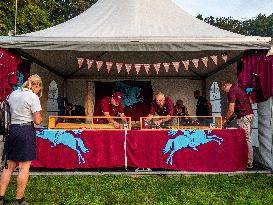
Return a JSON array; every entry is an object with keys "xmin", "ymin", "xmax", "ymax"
[
  {"xmin": 257, "ymin": 97, "xmax": 273, "ymax": 170},
  {"xmin": 31, "ymin": 64, "xmax": 65, "ymax": 127}
]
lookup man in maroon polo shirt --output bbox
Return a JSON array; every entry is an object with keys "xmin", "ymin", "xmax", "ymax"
[
  {"xmin": 147, "ymin": 91, "xmax": 175, "ymax": 128},
  {"xmin": 221, "ymin": 81, "xmax": 254, "ymax": 168},
  {"xmin": 93, "ymin": 92, "xmax": 126, "ymax": 129}
]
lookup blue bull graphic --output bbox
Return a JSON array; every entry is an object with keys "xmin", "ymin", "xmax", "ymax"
[
  {"xmin": 115, "ymin": 81, "xmax": 144, "ymax": 107},
  {"xmin": 163, "ymin": 130, "xmax": 223, "ymax": 165},
  {"xmin": 36, "ymin": 130, "xmax": 90, "ymax": 164}
]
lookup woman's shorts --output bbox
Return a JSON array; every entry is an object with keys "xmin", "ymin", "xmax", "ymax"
[{"xmin": 7, "ymin": 124, "xmax": 37, "ymax": 161}]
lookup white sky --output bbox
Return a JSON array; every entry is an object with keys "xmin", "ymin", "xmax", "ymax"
[{"xmin": 174, "ymin": 0, "xmax": 273, "ymax": 20}]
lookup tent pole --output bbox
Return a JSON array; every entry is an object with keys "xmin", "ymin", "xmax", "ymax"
[{"xmin": 15, "ymin": 0, "xmax": 18, "ymax": 35}]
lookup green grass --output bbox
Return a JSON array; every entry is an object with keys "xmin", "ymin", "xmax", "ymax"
[{"xmin": 4, "ymin": 174, "xmax": 273, "ymax": 205}]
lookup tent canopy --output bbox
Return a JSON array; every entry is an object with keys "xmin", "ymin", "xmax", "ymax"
[{"xmin": 0, "ymin": 0, "xmax": 271, "ymax": 78}]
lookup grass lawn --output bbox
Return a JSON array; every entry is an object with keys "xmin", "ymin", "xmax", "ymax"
[{"xmin": 3, "ymin": 174, "xmax": 273, "ymax": 205}]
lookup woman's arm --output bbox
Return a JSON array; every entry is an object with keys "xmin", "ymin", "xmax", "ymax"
[{"xmin": 33, "ymin": 111, "xmax": 43, "ymax": 125}]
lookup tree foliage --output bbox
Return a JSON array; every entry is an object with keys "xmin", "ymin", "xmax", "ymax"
[
  {"xmin": 0, "ymin": 1, "xmax": 272, "ymax": 39},
  {"xmin": 244, "ymin": 14, "xmax": 273, "ymax": 37},
  {"xmin": 197, "ymin": 13, "xmax": 273, "ymax": 38},
  {"xmin": 0, "ymin": 0, "xmax": 97, "ymax": 35},
  {"xmin": 0, "ymin": 0, "xmax": 15, "ymax": 35}
]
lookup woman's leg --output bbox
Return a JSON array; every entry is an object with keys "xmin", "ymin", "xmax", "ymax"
[
  {"xmin": 0, "ymin": 160, "xmax": 17, "ymax": 196},
  {"xmin": 16, "ymin": 161, "xmax": 32, "ymax": 199}
]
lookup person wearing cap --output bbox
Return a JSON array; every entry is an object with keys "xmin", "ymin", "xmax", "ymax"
[
  {"xmin": 93, "ymin": 92, "xmax": 126, "ymax": 129},
  {"xmin": 147, "ymin": 91, "xmax": 175, "ymax": 128}
]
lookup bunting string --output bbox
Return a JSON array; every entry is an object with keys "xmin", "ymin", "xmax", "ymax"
[{"xmin": 76, "ymin": 53, "xmax": 228, "ymax": 74}]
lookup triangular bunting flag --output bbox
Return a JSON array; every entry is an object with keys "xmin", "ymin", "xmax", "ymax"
[
  {"xmin": 210, "ymin": 55, "xmax": 218, "ymax": 65},
  {"xmin": 86, "ymin": 59, "xmax": 94, "ymax": 70},
  {"xmin": 134, "ymin": 64, "xmax": 142, "ymax": 75},
  {"xmin": 153, "ymin": 63, "xmax": 161, "ymax": 75},
  {"xmin": 172, "ymin": 62, "xmax": 180, "ymax": 72},
  {"xmin": 125, "ymin": 64, "xmax": 132, "ymax": 74},
  {"xmin": 192, "ymin": 59, "xmax": 199, "ymax": 68},
  {"xmin": 221, "ymin": 54, "xmax": 228, "ymax": 62},
  {"xmin": 182, "ymin": 60, "xmax": 189, "ymax": 71},
  {"xmin": 201, "ymin": 57, "xmax": 208, "ymax": 67},
  {"xmin": 77, "ymin": 58, "xmax": 84, "ymax": 68},
  {"xmin": 144, "ymin": 64, "xmax": 150, "ymax": 74},
  {"xmin": 96, "ymin": 61, "xmax": 103, "ymax": 71},
  {"xmin": 163, "ymin": 63, "xmax": 170, "ymax": 72},
  {"xmin": 116, "ymin": 63, "xmax": 123, "ymax": 73},
  {"xmin": 106, "ymin": 62, "xmax": 113, "ymax": 73}
]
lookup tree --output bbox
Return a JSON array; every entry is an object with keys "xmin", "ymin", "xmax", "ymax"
[
  {"xmin": 199, "ymin": 13, "xmax": 273, "ymax": 38},
  {"xmin": 243, "ymin": 14, "xmax": 273, "ymax": 38},
  {"xmin": 0, "ymin": 0, "xmax": 15, "ymax": 35},
  {"xmin": 202, "ymin": 16, "xmax": 248, "ymax": 35},
  {"xmin": 0, "ymin": 0, "xmax": 98, "ymax": 35},
  {"xmin": 42, "ymin": 0, "xmax": 97, "ymax": 25}
]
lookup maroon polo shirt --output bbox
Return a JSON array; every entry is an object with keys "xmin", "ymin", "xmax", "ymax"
[
  {"xmin": 149, "ymin": 97, "xmax": 175, "ymax": 116},
  {"xmin": 93, "ymin": 97, "xmax": 124, "ymax": 117},
  {"xmin": 228, "ymin": 84, "xmax": 253, "ymax": 119}
]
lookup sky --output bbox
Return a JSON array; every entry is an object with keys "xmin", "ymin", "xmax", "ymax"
[{"xmin": 174, "ymin": 0, "xmax": 273, "ymax": 20}]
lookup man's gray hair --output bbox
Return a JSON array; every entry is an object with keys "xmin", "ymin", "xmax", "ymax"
[{"xmin": 155, "ymin": 91, "xmax": 165, "ymax": 98}]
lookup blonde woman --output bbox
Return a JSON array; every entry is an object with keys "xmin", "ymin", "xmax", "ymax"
[{"xmin": 0, "ymin": 74, "xmax": 43, "ymax": 205}]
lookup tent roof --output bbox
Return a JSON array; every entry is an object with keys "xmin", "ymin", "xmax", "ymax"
[
  {"xmin": 0, "ymin": 0, "xmax": 271, "ymax": 51},
  {"xmin": 0, "ymin": 0, "xmax": 271, "ymax": 79}
]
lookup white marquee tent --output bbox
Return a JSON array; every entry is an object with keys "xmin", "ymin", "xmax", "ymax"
[
  {"xmin": 0, "ymin": 0, "xmax": 271, "ymax": 79},
  {"xmin": 0, "ymin": 0, "xmax": 272, "ymax": 170}
]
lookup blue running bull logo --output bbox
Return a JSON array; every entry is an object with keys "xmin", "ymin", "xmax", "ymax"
[
  {"xmin": 163, "ymin": 130, "xmax": 223, "ymax": 165},
  {"xmin": 36, "ymin": 130, "xmax": 90, "ymax": 164}
]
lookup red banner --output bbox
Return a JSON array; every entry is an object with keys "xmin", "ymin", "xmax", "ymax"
[
  {"xmin": 127, "ymin": 129, "xmax": 247, "ymax": 172},
  {"xmin": 32, "ymin": 129, "xmax": 248, "ymax": 172},
  {"xmin": 32, "ymin": 130, "xmax": 126, "ymax": 169}
]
